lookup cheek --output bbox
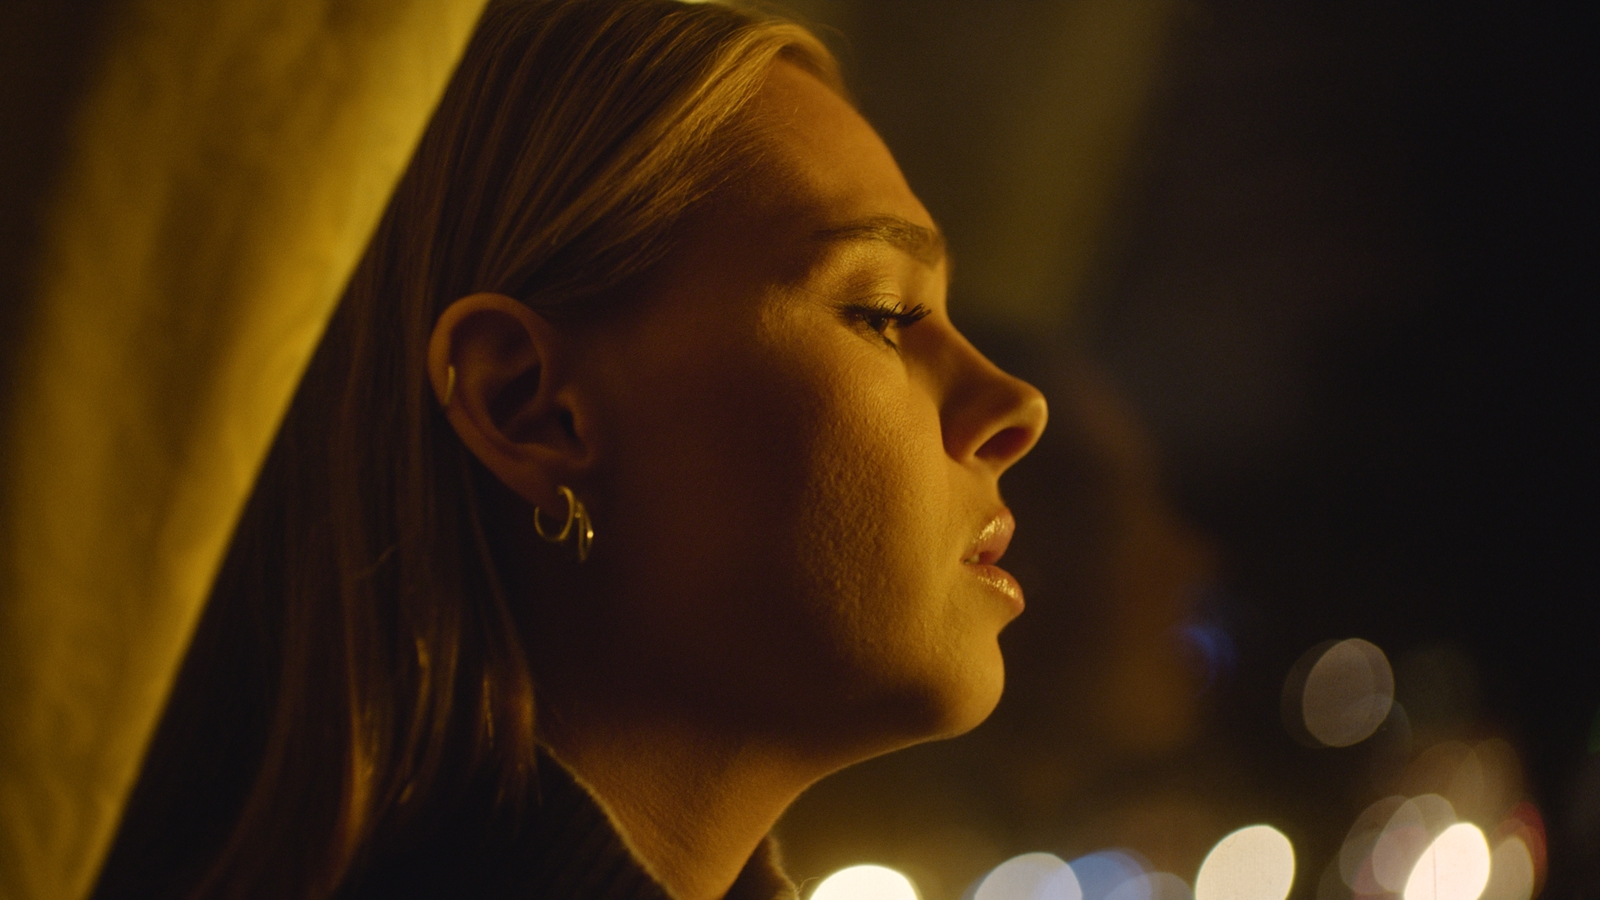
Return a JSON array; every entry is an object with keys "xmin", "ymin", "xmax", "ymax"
[
  {"xmin": 782, "ymin": 380, "xmax": 1007, "ymax": 741},
  {"xmin": 591, "ymin": 333, "xmax": 839, "ymax": 645},
  {"xmin": 658, "ymin": 343, "xmax": 937, "ymax": 622},
  {"xmin": 780, "ymin": 362, "xmax": 964, "ymax": 674},
  {"xmin": 587, "ymin": 319, "xmax": 991, "ymax": 738},
  {"xmin": 791, "ymin": 388, "xmax": 938, "ymax": 616}
]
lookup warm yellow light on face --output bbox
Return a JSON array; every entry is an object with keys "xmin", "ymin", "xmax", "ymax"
[
  {"xmin": 974, "ymin": 852, "xmax": 1081, "ymax": 900},
  {"xmin": 1193, "ymin": 825, "xmax": 1295, "ymax": 900},
  {"xmin": 1403, "ymin": 822, "xmax": 1491, "ymax": 900},
  {"xmin": 811, "ymin": 865, "xmax": 920, "ymax": 900}
]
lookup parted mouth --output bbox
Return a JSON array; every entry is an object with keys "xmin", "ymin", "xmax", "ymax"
[{"xmin": 962, "ymin": 509, "xmax": 1015, "ymax": 566}]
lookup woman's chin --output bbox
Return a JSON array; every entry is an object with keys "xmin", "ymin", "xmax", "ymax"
[
  {"xmin": 856, "ymin": 647, "xmax": 1008, "ymax": 755},
  {"xmin": 930, "ymin": 656, "xmax": 1008, "ymax": 740}
]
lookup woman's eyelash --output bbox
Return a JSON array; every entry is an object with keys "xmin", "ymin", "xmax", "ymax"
[{"xmin": 841, "ymin": 301, "xmax": 931, "ymax": 349}]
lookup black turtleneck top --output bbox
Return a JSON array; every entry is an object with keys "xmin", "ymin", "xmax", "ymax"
[{"xmin": 340, "ymin": 753, "xmax": 798, "ymax": 900}]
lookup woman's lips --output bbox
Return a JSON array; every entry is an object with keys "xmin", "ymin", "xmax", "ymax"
[
  {"xmin": 964, "ymin": 509, "xmax": 1015, "ymax": 565},
  {"xmin": 964, "ymin": 509, "xmax": 1023, "ymax": 612},
  {"xmin": 969, "ymin": 563, "xmax": 1024, "ymax": 611}
]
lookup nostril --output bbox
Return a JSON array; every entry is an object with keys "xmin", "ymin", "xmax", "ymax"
[{"xmin": 976, "ymin": 423, "xmax": 1038, "ymax": 464}]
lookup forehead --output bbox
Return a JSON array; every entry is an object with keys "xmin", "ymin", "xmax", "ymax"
[
  {"xmin": 637, "ymin": 62, "xmax": 944, "ymax": 301},
  {"xmin": 731, "ymin": 61, "xmax": 942, "ymax": 265}
]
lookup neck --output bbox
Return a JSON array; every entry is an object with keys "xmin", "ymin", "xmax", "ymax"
[{"xmin": 541, "ymin": 712, "xmax": 813, "ymax": 900}]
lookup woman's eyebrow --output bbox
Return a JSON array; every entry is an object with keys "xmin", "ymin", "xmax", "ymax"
[{"xmin": 812, "ymin": 215, "xmax": 949, "ymax": 269}]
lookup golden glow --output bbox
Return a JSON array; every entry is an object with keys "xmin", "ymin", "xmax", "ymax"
[
  {"xmin": 974, "ymin": 853, "xmax": 1081, "ymax": 900},
  {"xmin": 1402, "ymin": 822, "xmax": 1491, "ymax": 900},
  {"xmin": 1340, "ymin": 795, "xmax": 1407, "ymax": 893},
  {"xmin": 1301, "ymin": 638, "xmax": 1394, "ymax": 747},
  {"xmin": 1398, "ymin": 740, "xmax": 1524, "ymax": 826},
  {"xmin": 1500, "ymin": 802, "xmax": 1549, "ymax": 891},
  {"xmin": 810, "ymin": 865, "xmax": 920, "ymax": 900},
  {"xmin": 1194, "ymin": 825, "xmax": 1295, "ymax": 900},
  {"xmin": 1372, "ymin": 795, "xmax": 1457, "ymax": 892},
  {"xmin": 0, "ymin": 4, "xmax": 490, "ymax": 900},
  {"xmin": 1481, "ymin": 835, "xmax": 1535, "ymax": 900}
]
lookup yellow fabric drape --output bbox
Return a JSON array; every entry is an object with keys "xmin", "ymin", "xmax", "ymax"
[{"xmin": 0, "ymin": 2, "xmax": 488, "ymax": 898}]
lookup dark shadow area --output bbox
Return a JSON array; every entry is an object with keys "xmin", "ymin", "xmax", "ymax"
[
  {"xmin": 0, "ymin": 0, "xmax": 115, "ymax": 409},
  {"xmin": 777, "ymin": 3, "xmax": 1596, "ymax": 897}
]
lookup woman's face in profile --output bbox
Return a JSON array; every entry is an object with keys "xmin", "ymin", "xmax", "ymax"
[{"xmin": 543, "ymin": 61, "xmax": 1047, "ymax": 761}]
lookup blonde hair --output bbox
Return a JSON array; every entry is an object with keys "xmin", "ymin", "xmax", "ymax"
[{"xmin": 93, "ymin": 2, "xmax": 839, "ymax": 898}]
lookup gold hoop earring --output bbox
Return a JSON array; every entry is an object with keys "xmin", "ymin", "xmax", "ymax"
[
  {"xmin": 442, "ymin": 364, "xmax": 457, "ymax": 408},
  {"xmin": 533, "ymin": 485, "xmax": 593, "ymax": 562}
]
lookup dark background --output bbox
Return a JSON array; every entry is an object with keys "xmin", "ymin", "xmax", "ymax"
[{"xmin": 768, "ymin": 2, "xmax": 1596, "ymax": 898}]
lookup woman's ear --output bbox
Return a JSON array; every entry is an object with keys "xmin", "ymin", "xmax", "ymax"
[{"xmin": 428, "ymin": 293, "xmax": 591, "ymax": 505}]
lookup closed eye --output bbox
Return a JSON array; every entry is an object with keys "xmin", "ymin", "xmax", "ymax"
[{"xmin": 840, "ymin": 301, "xmax": 931, "ymax": 351}]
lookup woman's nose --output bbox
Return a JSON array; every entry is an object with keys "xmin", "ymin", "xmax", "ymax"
[{"xmin": 939, "ymin": 331, "xmax": 1048, "ymax": 474}]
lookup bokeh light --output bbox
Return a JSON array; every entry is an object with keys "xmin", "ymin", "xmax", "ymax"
[
  {"xmin": 1372, "ymin": 794, "xmax": 1457, "ymax": 892},
  {"xmin": 1042, "ymin": 865, "xmax": 1088, "ymax": 900},
  {"xmin": 1498, "ymin": 801, "xmax": 1549, "ymax": 895},
  {"xmin": 974, "ymin": 853, "xmax": 1082, "ymax": 900},
  {"xmin": 1315, "ymin": 854, "xmax": 1350, "ymax": 900},
  {"xmin": 1340, "ymin": 795, "xmax": 1408, "ymax": 894},
  {"xmin": 1397, "ymin": 740, "xmax": 1524, "ymax": 826},
  {"xmin": 811, "ymin": 864, "xmax": 920, "ymax": 900},
  {"xmin": 1480, "ymin": 834, "xmax": 1535, "ymax": 900},
  {"xmin": 1402, "ymin": 822, "xmax": 1490, "ymax": 900},
  {"xmin": 1193, "ymin": 824, "xmax": 1295, "ymax": 900},
  {"xmin": 1179, "ymin": 618, "xmax": 1237, "ymax": 694},
  {"xmin": 1291, "ymin": 638, "xmax": 1394, "ymax": 747},
  {"xmin": 1071, "ymin": 851, "xmax": 1149, "ymax": 900},
  {"xmin": 1106, "ymin": 872, "xmax": 1192, "ymax": 900}
]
